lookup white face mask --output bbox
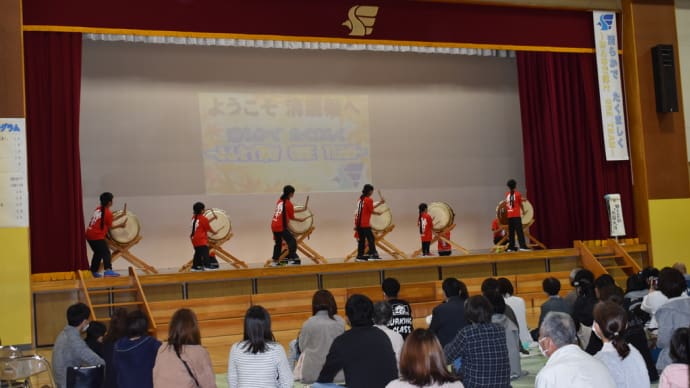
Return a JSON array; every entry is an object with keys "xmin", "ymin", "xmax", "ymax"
[
  {"xmin": 81, "ymin": 321, "xmax": 90, "ymax": 333},
  {"xmin": 592, "ymin": 322, "xmax": 602, "ymax": 340},
  {"xmin": 538, "ymin": 338, "xmax": 549, "ymax": 358}
]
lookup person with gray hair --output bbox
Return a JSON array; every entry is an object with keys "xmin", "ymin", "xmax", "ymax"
[
  {"xmin": 535, "ymin": 312, "xmax": 616, "ymax": 388},
  {"xmin": 373, "ymin": 301, "xmax": 404, "ymax": 364}
]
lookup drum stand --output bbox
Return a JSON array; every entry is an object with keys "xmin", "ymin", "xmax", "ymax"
[
  {"xmin": 107, "ymin": 236, "xmax": 158, "ymax": 274},
  {"xmin": 344, "ymin": 224, "xmax": 409, "ymax": 262},
  {"xmin": 264, "ymin": 226, "xmax": 328, "ymax": 267},
  {"xmin": 493, "ymin": 219, "xmax": 547, "ymax": 252},
  {"xmin": 180, "ymin": 232, "xmax": 248, "ymax": 272},
  {"xmin": 410, "ymin": 223, "xmax": 470, "ymax": 257}
]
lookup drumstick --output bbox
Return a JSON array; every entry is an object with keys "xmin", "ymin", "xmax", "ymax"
[
  {"xmin": 211, "ymin": 224, "xmax": 226, "ymax": 234},
  {"xmin": 123, "ymin": 202, "xmax": 127, "ymax": 214},
  {"xmin": 304, "ymin": 195, "xmax": 310, "ymax": 209},
  {"xmin": 377, "ymin": 190, "xmax": 384, "ymax": 201}
]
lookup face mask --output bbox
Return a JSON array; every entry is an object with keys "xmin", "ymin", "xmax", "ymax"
[
  {"xmin": 592, "ymin": 322, "xmax": 602, "ymax": 340},
  {"xmin": 538, "ymin": 338, "xmax": 549, "ymax": 358},
  {"xmin": 81, "ymin": 321, "xmax": 90, "ymax": 333}
]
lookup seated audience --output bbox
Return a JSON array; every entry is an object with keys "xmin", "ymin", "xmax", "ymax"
[
  {"xmin": 297, "ymin": 290, "xmax": 346, "ymax": 384},
  {"xmin": 531, "ymin": 277, "xmax": 572, "ymax": 340},
  {"xmin": 498, "ymin": 277, "xmax": 534, "ymax": 349},
  {"xmin": 655, "ymin": 267, "xmax": 690, "ymax": 372},
  {"xmin": 429, "ymin": 278, "xmax": 469, "ymax": 347},
  {"xmin": 103, "ymin": 308, "xmax": 128, "ymax": 388},
  {"xmin": 571, "ymin": 269, "xmax": 597, "ymax": 347},
  {"xmin": 535, "ymin": 311, "xmax": 615, "ymax": 388},
  {"xmin": 641, "ymin": 267, "xmax": 666, "ymax": 330},
  {"xmin": 52, "ymin": 302, "xmax": 105, "ymax": 388},
  {"xmin": 315, "ymin": 294, "xmax": 398, "ymax": 388},
  {"xmin": 659, "ymin": 327, "xmax": 689, "ymax": 388},
  {"xmin": 374, "ymin": 301, "xmax": 404, "ymax": 364},
  {"xmin": 386, "ymin": 329, "xmax": 464, "ymax": 388},
  {"xmin": 84, "ymin": 321, "xmax": 107, "ymax": 358},
  {"xmin": 563, "ymin": 267, "xmax": 582, "ymax": 309},
  {"xmin": 485, "ymin": 291, "xmax": 523, "ymax": 380},
  {"xmin": 228, "ymin": 306, "xmax": 292, "ymax": 388},
  {"xmin": 113, "ymin": 310, "xmax": 161, "ymax": 388},
  {"xmin": 444, "ymin": 295, "xmax": 511, "ymax": 388},
  {"xmin": 592, "ymin": 301, "xmax": 650, "ymax": 388},
  {"xmin": 153, "ymin": 308, "xmax": 216, "ymax": 388},
  {"xmin": 382, "ymin": 277, "xmax": 414, "ymax": 339},
  {"xmin": 672, "ymin": 262, "xmax": 690, "ymax": 294},
  {"xmin": 481, "ymin": 277, "xmax": 518, "ymax": 326}
]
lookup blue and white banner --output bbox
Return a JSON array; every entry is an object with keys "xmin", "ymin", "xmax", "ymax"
[{"xmin": 593, "ymin": 11, "xmax": 629, "ymax": 161}]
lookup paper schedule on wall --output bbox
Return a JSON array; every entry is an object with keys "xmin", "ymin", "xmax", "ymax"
[{"xmin": 0, "ymin": 118, "xmax": 29, "ymax": 227}]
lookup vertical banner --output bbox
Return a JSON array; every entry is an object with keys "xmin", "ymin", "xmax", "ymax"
[
  {"xmin": 593, "ymin": 11, "xmax": 629, "ymax": 161},
  {"xmin": 604, "ymin": 193, "xmax": 626, "ymax": 237},
  {"xmin": 0, "ymin": 118, "xmax": 29, "ymax": 227}
]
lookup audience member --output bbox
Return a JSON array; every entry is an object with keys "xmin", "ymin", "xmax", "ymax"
[
  {"xmin": 672, "ymin": 262, "xmax": 690, "ymax": 293},
  {"xmin": 382, "ymin": 278, "xmax": 414, "ymax": 339},
  {"xmin": 498, "ymin": 277, "xmax": 534, "ymax": 349},
  {"xmin": 429, "ymin": 278, "xmax": 468, "ymax": 347},
  {"xmin": 153, "ymin": 308, "xmax": 216, "ymax": 388},
  {"xmin": 594, "ymin": 274, "xmax": 616, "ymax": 298},
  {"xmin": 113, "ymin": 310, "xmax": 161, "ymax": 388},
  {"xmin": 297, "ymin": 290, "xmax": 346, "ymax": 384},
  {"xmin": 592, "ymin": 301, "xmax": 650, "ymax": 388},
  {"xmin": 102, "ymin": 308, "xmax": 128, "ymax": 388},
  {"xmin": 52, "ymin": 303, "xmax": 105, "ymax": 388},
  {"xmin": 535, "ymin": 311, "xmax": 615, "ymax": 388},
  {"xmin": 656, "ymin": 268, "xmax": 690, "ymax": 372},
  {"xmin": 84, "ymin": 321, "xmax": 106, "ymax": 358},
  {"xmin": 386, "ymin": 329, "xmax": 464, "ymax": 388},
  {"xmin": 563, "ymin": 267, "xmax": 582, "ymax": 309},
  {"xmin": 485, "ymin": 291, "xmax": 523, "ymax": 380},
  {"xmin": 315, "ymin": 294, "xmax": 398, "ymax": 388},
  {"xmin": 444, "ymin": 295, "xmax": 511, "ymax": 388},
  {"xmin": 481, "ymin": 278, "xmax": 518, "ymax": 327},
  {"xmin": 531, "ymin": 277, "xmax": 572, "ymax": 341},
  {"xmin": 641, "ymin": 267, "xmax": 666, "ymax": 330},
  {"xmin": 571, "ymin": 269, "xmax": 597, "ymax": 347},
  {"xmin": 228, "ymin": 306, "xmax": 293, "ymax": 388},
  {"xmin": 373, "ymin": 301, "xmax": 404, "ymax": 364},
  {"xmin": 659, "ymin": 327, "xmax": 690, "ymax": 388}
]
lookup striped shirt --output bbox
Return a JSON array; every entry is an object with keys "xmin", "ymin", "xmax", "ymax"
[{"xmin": 227, "ymin": 341, "xmax": 293, "ymax": 388}]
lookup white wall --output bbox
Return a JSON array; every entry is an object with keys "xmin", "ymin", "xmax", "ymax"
[
  {"xmin": 676, "ymin": 0, "xmax": 690, "ymax": 161},
  {"xmin": 80, "ymin": 41, "xmax": 524, "ymax": 269}
]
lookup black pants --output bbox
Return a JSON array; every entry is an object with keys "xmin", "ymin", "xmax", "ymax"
[
  {"xmin": 421, "ymin": 241, "xmax": 431, "ymax": 255},
  {"xmin": 508, "ymin": 217, "xmax": 527, "ymax": 249},
  {"xmin": 273, "ymin": 230, "xmax": 297, "ymax": 260},
  {"xmin": 357, "ymin": 227, "xmax": 378, "ymax": 257},
  {"xmin": 88, "ymin": 239, "xmax": 111, "ymax": 272},
  {"xmin": 193, "ymin": 245, "xmax": 210, "ymax": 268}
]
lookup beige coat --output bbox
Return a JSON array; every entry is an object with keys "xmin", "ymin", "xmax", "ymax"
[{"xmin": 153, "ymin": 344, "xmax": 217, "ymax": 388}]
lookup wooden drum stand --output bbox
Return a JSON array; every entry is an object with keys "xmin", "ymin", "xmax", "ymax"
[{"xmin": 411, "ymin": 223, "xmax": 470, "ymax": 257}]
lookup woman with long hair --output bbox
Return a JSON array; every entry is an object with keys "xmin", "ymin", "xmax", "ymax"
[
  {"xmin": 228, "ymin": 306, "xmax": 292, "ymax": 388},
  {"xmin": 153, "ymin": 308, "xmax": 216, "ymax": 388},
  {"xmin": 592, "ymin": 301, "xmax": 650, "ymax": 388},
  {"xmin": 270, "ymin": 185, "xmax": 310, "ymax": 266},
  {"xmin": 297, "ymin": 290, "xmax": 346, "ymax": 384},
  {"xmin": 387, "ymin": 328, "xmax": 463, "ymax": 388}
]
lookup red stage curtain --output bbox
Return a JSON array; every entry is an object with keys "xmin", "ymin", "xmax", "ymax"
[
  {"xmin": 516, "ymin": 51, "xmax": 636, "ymax": 248},
  {"xmin": 24, "ymin": 31, "xmax": 88, "ymax": 273}
]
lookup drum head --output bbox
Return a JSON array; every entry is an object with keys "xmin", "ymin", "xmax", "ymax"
[
  {"xmin": 370, "ymin": 202, "xmax": 392, "ymax": 231},
  {"xmin": 205, "ymin": 208, "xmax": 231, "ymax": 242},
  {"xmin": 288, "ymin": 205, "xmax": 314, "ymax": 235},
  {"xmin": 428, "ymin": 202, "xmax": 455, "ymax": 232},
  {"xmin": 108, "ymin": 210, "xmax": 141, "ymax": 244},
  {"xmin": 496, "ymin": 200, "xmax": 534, "ymax": 225}
]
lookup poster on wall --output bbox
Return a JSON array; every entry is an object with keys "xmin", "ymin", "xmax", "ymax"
[
  {"xmin": 593, "ymin": 11, "xmax": 630, "ymax": 161},
  {"xmin": 604, "ymin": 193, "xmax": 626, "ymax": 237},
  {"xmin": 0, "ymin": 118, "xmax": 29, "ymax": 227}
]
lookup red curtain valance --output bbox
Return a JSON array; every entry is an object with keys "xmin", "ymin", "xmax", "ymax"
[{"xmin": 23, "ymin": 0, "xmax": 597, "ymax": 51}]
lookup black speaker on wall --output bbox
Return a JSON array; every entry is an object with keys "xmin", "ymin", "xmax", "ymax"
[{"xmin": 651, "ymin": 44, "xmax": 679, "ymax": 113}]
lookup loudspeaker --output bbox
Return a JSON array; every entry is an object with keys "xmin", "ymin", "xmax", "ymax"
[{"xmin": 651, "ymin": 44, "xmax": 679, "ymax": 113}]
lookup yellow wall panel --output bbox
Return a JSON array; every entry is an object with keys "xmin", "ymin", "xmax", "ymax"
[
  {"xmin": 0, "ymin": 228, "xmax": 32, "ymax": 345},
  {"xmin": 649, "ymin": 198, "xmax": 690, "ymax": 269}
]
